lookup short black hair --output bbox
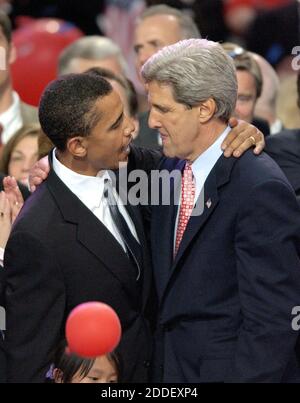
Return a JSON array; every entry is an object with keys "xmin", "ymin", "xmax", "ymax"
[
  {"xmin": 85, "ymin": 67, "xmax": 138, "ymax": 117},
  {"xmin": 39, "ymin": 73, "xmax": 113, "ymax": 151},
  {"xmin": 0, "ymin": 11, "xmax": 11, "ymax": 43}
]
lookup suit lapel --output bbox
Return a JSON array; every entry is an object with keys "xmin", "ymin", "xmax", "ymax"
[
  {"xmin": 46, "ymin": 168, "xmax": 139, "ymax": 303},
  {"xmin": 153, "ymin": 161, "xmax": 183, "ymax": 297},
  {"xmin": 162, "ymin": 155, "xmax": 237, "ymax": 297}
]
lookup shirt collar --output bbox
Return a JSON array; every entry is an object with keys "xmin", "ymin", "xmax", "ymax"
[
  {"xmin": 191, "ymin": 125, "xmax": 231, "ymax": 197},
  {"xmin": 52, "ymin": 149, "xmax": 110, "ymax": 210},
  {"xmin": 0, "ymin": 91, "xmax": 20, "ymax": 123}
]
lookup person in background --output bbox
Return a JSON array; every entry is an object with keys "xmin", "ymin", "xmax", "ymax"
[
  {"xmin": 51, "ymin": 339, "xmax": 120, "ymax": 383},
  {"xmin": 0, "ymin": 124, "xmax": 40, "ymax": 186},
  {"xmin": 133, "ymin": 4, "xmax": 201, "ymax": 149},
  {"xmin": 222, "ymin": 42, "xmax": 270, "ymax": 136},
  {"xmin": 265, "ymin": 72, "xmax": 300, "ymax": 201},
  {"xmin": 0, "ymin": 175, "xmax": 24, "ymax": 383},
  {"xmin": 251, "ymin": 52, "xmax": 282, "ymax": 135},
  {"xmin": 0, "ymin": 12, "xmax": 38, "ymax": 145},
  {"xmin": 58, "ymin": 36, "xmax": 128, "ymax": 78}
]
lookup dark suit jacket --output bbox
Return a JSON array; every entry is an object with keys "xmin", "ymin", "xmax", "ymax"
[
  {"xmin": 265, "ymin": 129, "xmax": 300, "ymax": 198},
  {"xmin": 252, "ymin": 117, "xmax": 270, "ymax": 137},
  {"xmin": 151, "ymin": 150, "xmax": 300, "ymax": 382},
  {"xmin": 3, "ymin": 147, "xmax": 162, "ymax": 383}
]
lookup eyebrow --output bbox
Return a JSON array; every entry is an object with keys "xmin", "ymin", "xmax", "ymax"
[
  {"xmin": 109, "ymin": 111, "xmax": 124, "ymax": 130},
  {"xmin": 152, "ymin": 103, "xmax": 170, "ymax": 113}
]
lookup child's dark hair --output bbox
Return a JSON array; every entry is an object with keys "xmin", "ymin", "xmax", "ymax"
[{"xmin": 53, "ymin": 339, "xmax": 121, "ymax": 383}]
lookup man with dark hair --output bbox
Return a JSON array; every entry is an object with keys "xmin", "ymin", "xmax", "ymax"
[
  {"xmin": 0, "ymin": 11, "xmax": 38, "ymax": 144},
  {"xmin": 86, "ymin": 67, "xmax": 139, "ymax": 138},
  {"xmin": 3, "ymin": 73, "xmax": 156, "ymax": 382},
  {"xmin": 266, "ymin": 72, "xmax": 300, "ymax": 201}
]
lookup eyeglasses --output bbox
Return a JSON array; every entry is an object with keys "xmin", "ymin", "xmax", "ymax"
[{"xmin": 227, "ymin": 46, "xmax": 245, "ymax": 59}]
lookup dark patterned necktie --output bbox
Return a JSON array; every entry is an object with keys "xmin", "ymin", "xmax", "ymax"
[{"xmin": 104, "ymin": 179, "xmax": 142, "ymax": 281}]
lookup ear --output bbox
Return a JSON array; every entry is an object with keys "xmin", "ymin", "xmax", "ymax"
[
  {"xmin": 53, "ymin": 368, "xmax": 64, "ymax": 383},
  {"xmin": 67, "ymin": 136, "xmax": 88, "ymax": 158},
  {"xmin": 8, "ymin": 43, "xmax": 16, "ymax": 65},
  {"xmin": 198, "ymin": 98, "xmax": 216, "ymax": 124}
]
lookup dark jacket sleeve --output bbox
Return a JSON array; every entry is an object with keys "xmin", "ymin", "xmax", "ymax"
[
  {"xmin": 4, "ymin": 231, "xmax": 65, "ymax": 382},
  {"xmin": 231, "ymin": 178, "xmax": 300, "ymax": 382}
]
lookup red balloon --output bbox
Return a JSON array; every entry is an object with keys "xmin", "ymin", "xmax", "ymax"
[
  {"xmin": 11, "ymin": 17, "xmax": 83, "ymax": 106},
  {"xmin": 65, "ymin": 302, "xmax": 122, "ymax": 358}
]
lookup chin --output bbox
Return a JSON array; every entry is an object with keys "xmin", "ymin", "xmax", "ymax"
[{"xmin": 162, "ymin": 145, "xmax": 177, "ymax": 159}]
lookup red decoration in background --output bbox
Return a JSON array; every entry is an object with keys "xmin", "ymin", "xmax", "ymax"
[{"xmin": 11, "ymin": 17, "xmax": 83, "ymax": 106}]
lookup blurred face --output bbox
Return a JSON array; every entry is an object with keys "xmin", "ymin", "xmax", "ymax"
[
  {"xmin": 133, "ymin": 15, "xmax": 183, "ymax": 81},
  {"xmin": 0, "ymin": 26, "xmax": 14, "ymax": 93},
  {"xmin": 148, "ymin": 81, "xmax": 202, "ymax": 161},
  {"xmin": 83, "ymin": 90, "xmax": 135, "ymax": 172},
  {"xmin": 68, "ymin": 57, "xmax": 124, "ymax": 76},
  {"xmin": 234, "ymin": 70, "xmax": 257, "ymax": 122},
  {"xmin": 8, "ymin": 135, "xmax": 38, "ymax": 184},
  {"xmin": 72, "ymin": 355, "xmax": 118, "ymax": 384}
]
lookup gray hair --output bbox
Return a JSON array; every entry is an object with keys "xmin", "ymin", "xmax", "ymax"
[
  {"xmin": 58, "ymin": 36, "xmax": 128, "ymax": 76},
  {"xmin": 138, "ymin": 4, "xmax": 201, "ymax": 39},
  {"xmin": 142, "ymin": 38, "xmax": 237, "ymax": 121}
]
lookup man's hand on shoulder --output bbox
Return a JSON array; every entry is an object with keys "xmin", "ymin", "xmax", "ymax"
[
  {"xmin": 222, "ymin": 118, "xmax": 265, "ymax": 158},
  {"xmin": 29, "ymin": 156, "xmax": 50, "ymax": 192}
]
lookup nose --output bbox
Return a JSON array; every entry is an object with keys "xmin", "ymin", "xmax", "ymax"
[
  {"xmin": 21, "ymin": 159, "xmax": 32, "ymax": 172},
  {"xmin": 124, "ymin": 115, "xmax": 135, "ymax": 137},
  {"xmin": 138, "ymin": 48, "xmax": 155, "ymax": 69},
  {"xmin": 148, "ymin": 108, "xmax": 161, "ymax": 130}
]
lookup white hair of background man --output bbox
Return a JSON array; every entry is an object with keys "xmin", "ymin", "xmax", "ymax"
[{"xmin": 58, "ymin": 35, "xmax": 128, "ymax": 76}]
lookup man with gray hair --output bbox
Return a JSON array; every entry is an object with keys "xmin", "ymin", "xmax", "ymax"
[
  {"xmin": 58, "ymin": 36, "xmax": 128, "ymax": 77},
  {"xmin": 142, "ymin": 38, "xmax": 300, "ymax": 383},
  {"xmin": 133, "ymin": 4, "xmax": 264, "ymax": 153}
]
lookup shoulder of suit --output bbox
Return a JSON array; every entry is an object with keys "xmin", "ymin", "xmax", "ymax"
[
  {"xmin": 20, "ymin": 101, "xmax": 39, "ymax": 124},
  {"xmin": 266, "ymin": 129, "xmax": 300, "ymax": 154}
]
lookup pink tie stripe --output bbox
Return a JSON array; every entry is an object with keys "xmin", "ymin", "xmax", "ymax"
[{"xmin": 175, "ymin": 162, "xmax": 195, "ymax": 256}]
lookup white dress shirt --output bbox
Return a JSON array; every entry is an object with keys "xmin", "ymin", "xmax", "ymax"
[
  {"xmin": 270, "ymin": 119, "xmax": 283, "ymax": 135},
  {"xmin": 53, "ymin": 150, "xmax": 139, "ymax": 253},
  {"xmin": 174, "ymin": 126, "xmax": 231, "ymax": 251},
  {"xmin": 0, "ymin": 91, "xmax": 23, "ymax": 144},
  {"xmin": 0, "ymin": 248, "xmax": 3, "ymax": 267}
]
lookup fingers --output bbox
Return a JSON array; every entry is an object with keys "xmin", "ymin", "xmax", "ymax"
[
  {"xmin": 228, "ymin": 116, "xmax": 238, "ymax": 128},
  {"xmin": 253, "ymin": 131, "xmax": 265, "ymax": 155},
  {"xmin": 29, "ymin": 168, "xmax": 47, "ymax": 192},
  {"xmin": 29, "ymin": 157, "xmax": 50, "ymax": 192},
  {"xmin": 3, "ymin": 176, "xmax": 24, "ymax": 223},
  {"xmin": 0, "ymin": 191, "xmax": 12, "ymax": 248},
  {"xmin": 222, "ymin": 122, "xmax": 264, "ymax": 158}
]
